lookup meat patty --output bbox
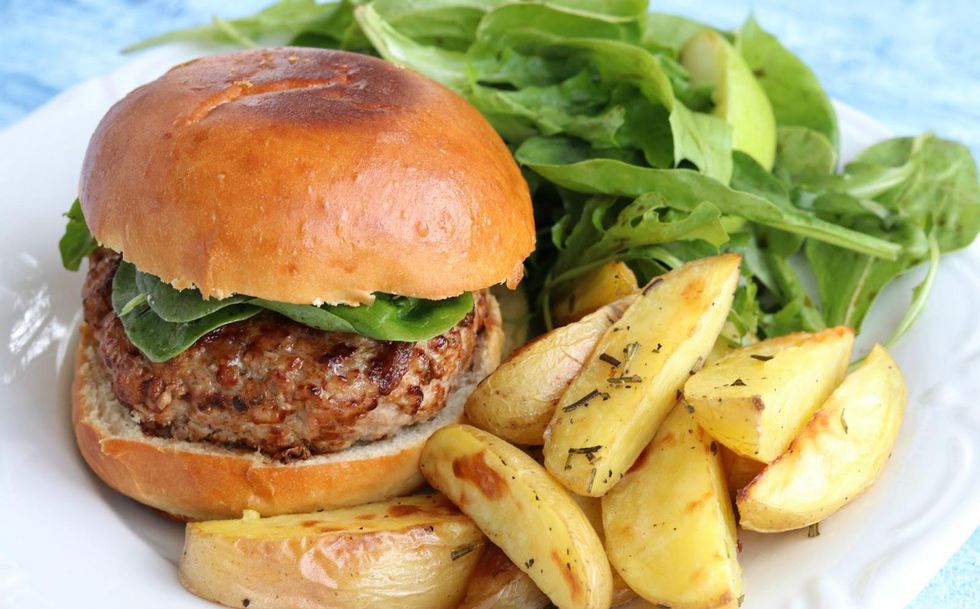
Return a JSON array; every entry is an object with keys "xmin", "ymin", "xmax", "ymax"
[{"xmin": 82, "ymin": 249, "xmax": 489, "ymax": 461}]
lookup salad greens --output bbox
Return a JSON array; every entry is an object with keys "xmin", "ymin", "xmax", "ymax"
[
  {"xmin": 112, "ymin": 261, "xmax": 262, "ymax": 362},
  {"xmin": 97, "ymin": 0, "xmax": 979, "ymax": 352},
  {"xmin": 61, "ymin": 206, "xmax": 474, "ymax": 361},
  {"xmin": 801, "ymin": 134, "xmax": 980, "ymax": 342},
  {"xmin": 59, "ymin": 199, "xmax": 98, "ymax": 271}
]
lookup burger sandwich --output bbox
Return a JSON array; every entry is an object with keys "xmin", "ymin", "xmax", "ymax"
[{"xmin": 59, "ymin": 47, "xmax": 535, "ymax": 521}]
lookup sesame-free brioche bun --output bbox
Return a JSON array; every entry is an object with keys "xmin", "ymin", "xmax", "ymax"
[
  {"xmin": 72, "ymin": 296, "xmax": 503, "ymax": 521},
  {"xmin": 79, "ymin": 47, "xmax": 534, "ymax": 305}
]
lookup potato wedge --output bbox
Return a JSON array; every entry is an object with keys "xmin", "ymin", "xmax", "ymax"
[
  {"xmin": 466, "ymin": 297, "xmax": 635, "ymax": 446},
  {"xmin": 737, "ymin": 344, "xmax": 907, "ymax": 532},
  {"xmin": 570, "ymin": 495, "xmax": 636, "ymax": 607},
  {"xmin": 719, "ymin": 445, "xmax": 765, "ymax": 496},
  {"xmin": 458, "ymin": 544, "xmax": 551, "ymax": 609},
  {"xmin": 420, "ymin": 424, "xmax": 613, "ymax": 609},
  {"xmin": 602, "ymin": 404, "xmax": 742, "ymax": 609},
  {"xmin": 551, "ymin": 261, "xmax": 639, "ymax": 326},
  {"xmin": 179, "ymin": 494, "xmax": 485, "ymax": 609},
  {"xmin": 544, "ymin": 254, "xmax": 741, "ymax": 496},
  {"xmin": 685, "ymin": 326, "xmax": 854, "ymax": 463}
]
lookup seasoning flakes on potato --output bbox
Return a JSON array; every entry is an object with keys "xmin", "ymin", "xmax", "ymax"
[
  {"xmin": 603, "ymin": 403, "xmax": 742, "ymax": 609},
  {"xmin": 544, "ymin": 253, "xmax": 742, "ymax": 497},
  {"xmin": 466, "ymin": 296, "xmax": 635, "ymax": 446},
  {"xmin": 179, "ymin": 494, "xmax": 485, "ymax": 609},
  {"xmin": 738, "ymin": 344, "xmax": 907, "ymax": 532},
  {"xmin": 550, "ymin": 261, "xmax": 639, "ymax": 327},
  {"xmin": 420, "ymin": 424, "xmax": 613, "ymax": 609},
  {"xmin": 684, "ymin": 326, "xmax": 854, "ymax": 463}
]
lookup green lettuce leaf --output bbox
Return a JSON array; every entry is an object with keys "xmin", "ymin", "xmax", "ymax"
[{"xmin": 59, "ymin": 199, "xmax": 98, "ymax": 271}]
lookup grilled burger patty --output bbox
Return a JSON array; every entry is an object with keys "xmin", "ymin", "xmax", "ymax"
[{"xmin": 82, "ymin": 249, "xmax": 489, "ymax": 461}]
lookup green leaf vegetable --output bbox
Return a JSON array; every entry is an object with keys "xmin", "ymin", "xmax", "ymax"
[
  {"xmin": 735, "ymin": 16, "xmax": 839, "ymax": 153},
  {"xmin": 802, "ymin": 134, "xmax": 980, "ymax": 344},
  {"xmin": 112, "ymin": 261, "xmax": 262, "ymax": 363},
  {"xmin": 110, "ymin": 260, "xmax": 474, "ymax": 361},
  {"xmin": 64, "ymin": 210, "xmax": 475, "ymax": 361},
  {"xmin": 59, "ymin": 199, "xmax": 98, "ymax": 271},
  {"xmin": 114, "ymin": 0, "xmax": 980, "ymax": 346}
]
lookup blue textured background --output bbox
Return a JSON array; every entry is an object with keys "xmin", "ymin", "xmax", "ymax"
[{"xmin": 0, "ymin": 1, "xmax": 976, "ymax": 607}]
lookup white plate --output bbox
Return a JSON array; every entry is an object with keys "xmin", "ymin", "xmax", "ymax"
[{"xmin": 0, "ymin": 44, "xmax": 978, "ymax": 609}]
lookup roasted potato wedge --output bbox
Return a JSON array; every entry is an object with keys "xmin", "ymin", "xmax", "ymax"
[
  {"xmin": 545, "ymin": 254, "xmax": 742, "ymax": 496},
  {"xmin": 719, "ymin": 445, "xmax": 765, "ymax": 497},
  {"xmin": 737, "ymin": 344, "xmax": 907, "ymax": 532},
  {"xmin": 602, "ymin": 404, "xmax": 742, "ymax": 609},
  {"xmin": 685, "ymin": 326, "xmax": 854, "ymax": 463},
  {"xmin": 571, "ymin": 495, "xmax": 636, "ymax": 607},
  {"xmin": 420, "ymin": 424, "xmax": 613, "ymax": 609},
  {"xmin": 458, "ymin": 544, "xmax": 551, "ymax": 609},
  {"xmin": 466, "ymin": 297, "xmax": 635, "ymax": 446},
  {"xmin": 179, "ymin": 494, "xmax": 485, "ymax": 609},
  {"xmin": 551, "ymin": 261, "xmax": 639, "ymax": 326}
]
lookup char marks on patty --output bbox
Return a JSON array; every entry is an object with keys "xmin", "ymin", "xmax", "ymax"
[{"xmin": 82, "ymin": 250, "xmax": 487, "ymax": 461}]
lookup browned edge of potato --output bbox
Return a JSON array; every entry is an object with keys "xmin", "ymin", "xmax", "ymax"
[
  {"xmin": 466, "ymin": 296, "xmax": 635, "ymax": 446},
  {"xmin": 685, "ymin": 326, "xmax": 854, "ymax": 463},
  {"xmin": 421, "ymin": 424, "xmax": 613, "ymax": 609},
  {"xmin": 458, "ymin": 543, "xmax": 552, "ymax": 609},
  {"xmin": 179, "ymin": 494, "xmax": 485, "ymax": 609},
  {"xmin": 737, "ymin": 344, "xmax": 907, "ymax": 532},
  {"xmin": 603, "ymin": 403, "xmax": 742, "ymax": 609}
]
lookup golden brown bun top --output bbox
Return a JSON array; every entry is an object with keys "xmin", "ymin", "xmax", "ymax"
[{"xmin": 79, "ymin": 48, "xmax": 535, "ymax": 304}]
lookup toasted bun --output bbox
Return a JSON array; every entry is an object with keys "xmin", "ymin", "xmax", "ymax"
[
  {"xmin": 79, "ymin": 48, "xmax": 534, "ymax": 305},
  {"xmin": 72, "ymin": 297, "xmax": 503, "ymax": 521}
]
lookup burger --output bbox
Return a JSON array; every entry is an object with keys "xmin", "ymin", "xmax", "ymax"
[{"xmin": 59, "ymin": 48, "xmax": 535, "ymax": 521}]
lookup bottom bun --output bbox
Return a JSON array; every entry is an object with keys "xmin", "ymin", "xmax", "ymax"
[{"xmin": 72, "ymin": 295, "xmax": 503, "ymax": 521}]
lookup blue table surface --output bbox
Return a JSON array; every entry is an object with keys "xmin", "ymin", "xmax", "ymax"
[{"xmin": 1, "ymin": 1, "xmax": 977, "ymax": 607}]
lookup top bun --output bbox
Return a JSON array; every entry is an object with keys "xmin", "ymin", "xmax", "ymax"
[{"xmin": 79, "ymin": 48, "xmax": 535, "ymax": 305}]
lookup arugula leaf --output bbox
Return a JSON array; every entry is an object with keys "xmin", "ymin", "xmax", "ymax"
[
  {"xmin": 736, "ymin": 17, "xmax": 839, "ymax": 153},
  {"xmin": 773, "ymin": 126, "xmax": 836, "ymax": 181},
  {"xmin": 59, "ymin": 199, "xmax": 98, "ymax": 271},
  {"xmin": 541, "ymin": 193, "xmax": 727, "ymax": 328},
  {"xmin": 803, "ymin": 134, "xmax": 979, "ymax": 338},
  {"xmin": 548, "ymin": 193, "xmax": 728, "ymax": 284},
  {"xmin": 885, "ymin": 233, "xmax": 939, "ymax": 348},
  {"xmin": 642, "ymin": 12, "xmax": 713, "ymax": 56},
  {"xmin": 125, "ymin": 0, "xmax": 357, "ymax": 52},
  {"xmin": 113, "ymin": 261, "xmax": 476, "ymax": 361},
  {"xmin": 112, "ymin": 262, "xmax": 262, "ymax": 363},
  {"xmin": 515, "ymin": 136, "xmax": 900, "ymax": 258},
  {"xmin": 253, "ymin": 292, "xmax": 475, "ymax": 342},
  {"xmin": 135, "ymin": 270, "xmax": 250, "ymax": 322},
  {"xmin": 353, "ymin": 3, "xmax": 468, "ymax": 89}
]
